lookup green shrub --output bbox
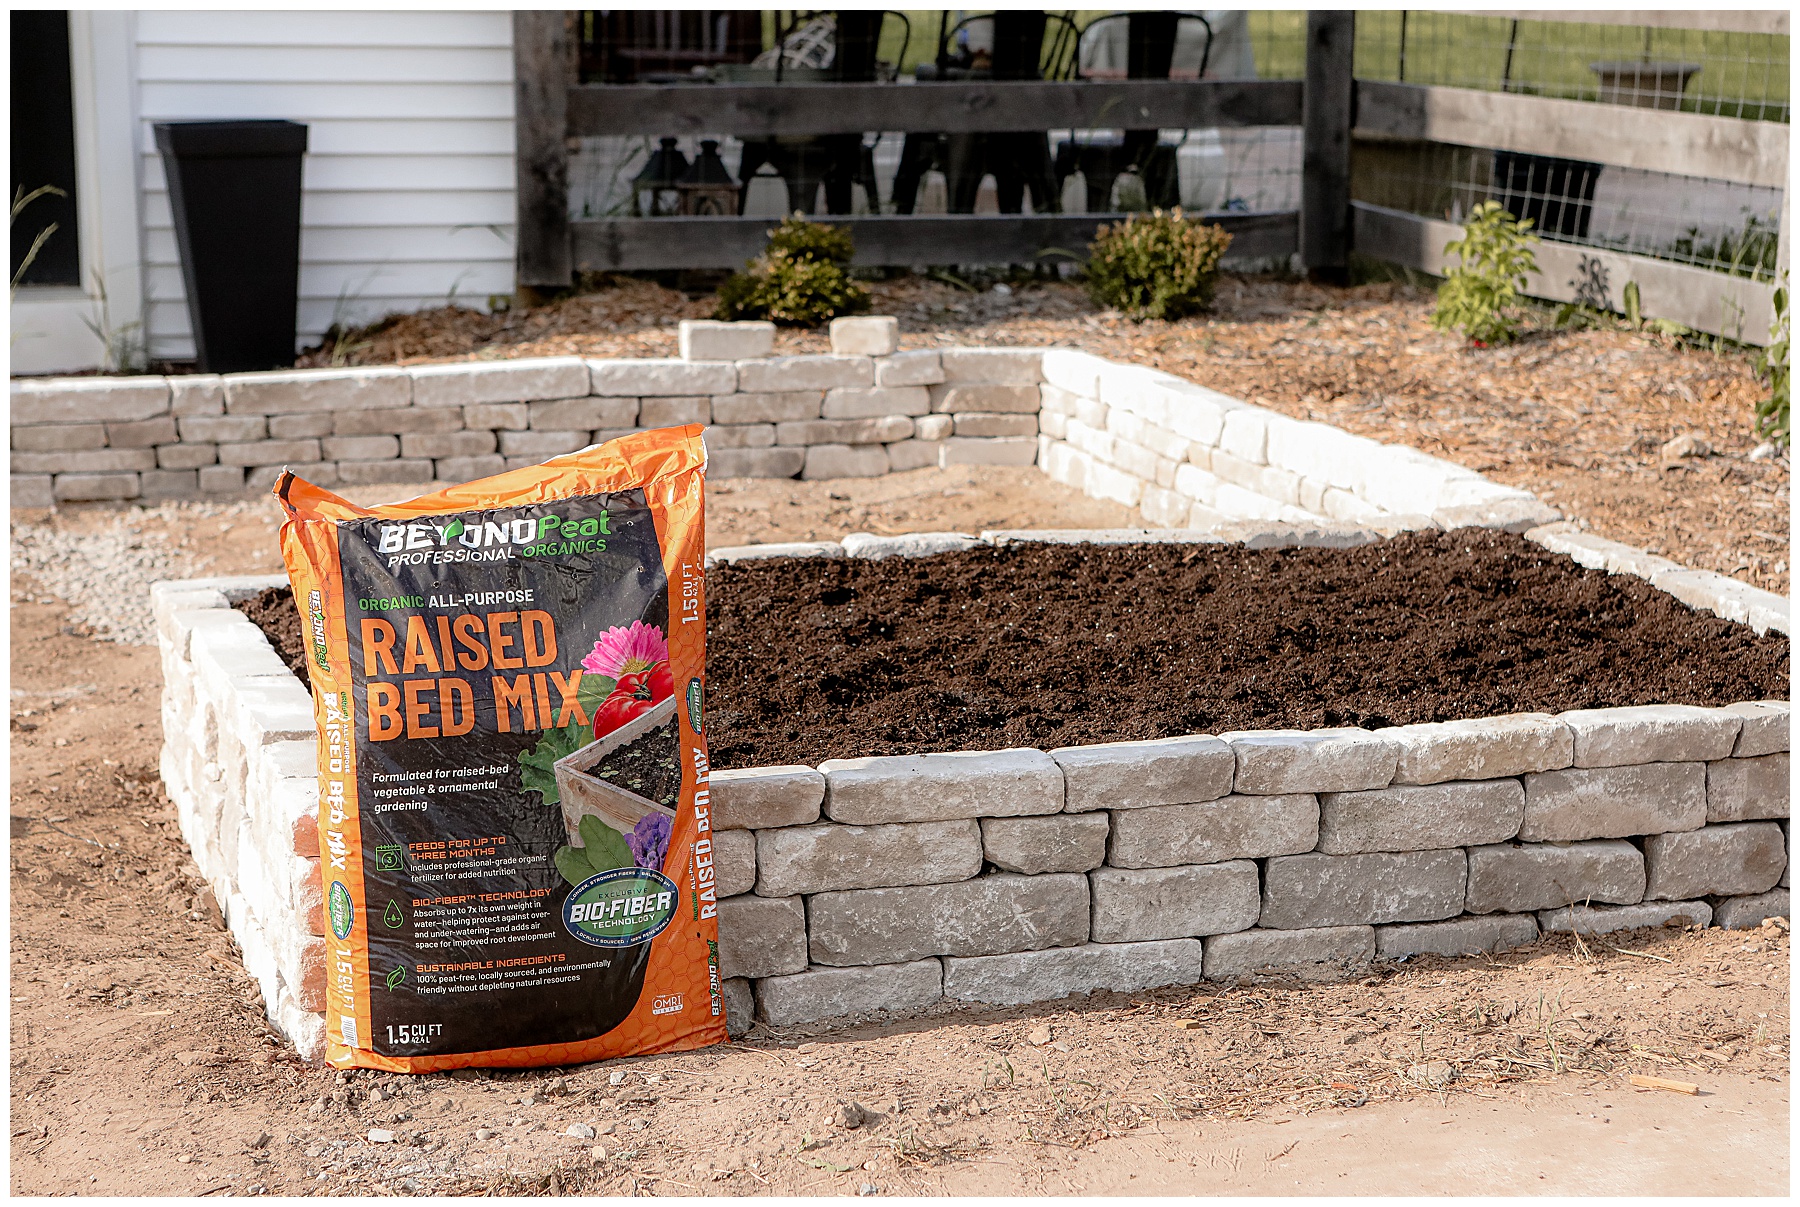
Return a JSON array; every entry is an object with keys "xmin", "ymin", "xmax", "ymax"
[
  {"xmin": 1431, "ymin": 201, "xmax": 1540, "ymax": 346},
  {"xmin": 715, "ymin": 215, "xmax": 868, "ymax": 327},
  {"xmin": 1084, "ymin": 208, "xmax": 1232, "ymax": 321},
  {"xmin": 1755, "ymin": 276, "xmax": 1789, "ymax": 448}
]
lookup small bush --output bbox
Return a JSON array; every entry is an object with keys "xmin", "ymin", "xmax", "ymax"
[
  {"xmin": 1084, "ymin": 208, "xmax": 1232, "ymax": 321},
  {"xmin": 715, "ymin": 215, "xmax": 867, "ymax": 327},
  {"xmin": 1755, "ymin": 276, "xmax": 1789, "ymax": 448},
  {"xmin": 1431, "ymin": 201, "xmax": 1539, "ymax": 346}
]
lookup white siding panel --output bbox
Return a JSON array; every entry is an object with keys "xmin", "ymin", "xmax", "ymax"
[{"xmin": 135, "ymin": 10, "xmax": 516, "ymax": 361}]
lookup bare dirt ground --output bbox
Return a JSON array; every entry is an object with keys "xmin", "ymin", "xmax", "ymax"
[
  {"xmin": 296, "ymin": 273, "xmax": 1791, "ymax": 594},
  {"xmin": 9, "ymin": 475, "xmax": 1793, "ymax": 1197}
]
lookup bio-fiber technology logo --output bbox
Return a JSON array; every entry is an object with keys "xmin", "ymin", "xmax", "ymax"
[
  {"xmin": 562, "ymin": 867, "xmax": 679, "ymax": 949},
  {"xmin": 328, "ymin": 881, "xmax": 355, "ymax": 939}
]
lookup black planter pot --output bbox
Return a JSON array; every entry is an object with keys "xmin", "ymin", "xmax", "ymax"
[{"xmin": 154, "ymin": 120, "xmax": 308, "ymax": 373}]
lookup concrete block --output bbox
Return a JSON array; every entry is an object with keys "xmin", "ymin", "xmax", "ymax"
[
  {"xmin": 874, "ymin": 349, "xmax": 944, "ymax": 387},
  {"xmin": 756, "ymin": 958, "xmax": 942, "ymax": 1026},
  {"xmin": 321, "ymin": 435, "xmax": 399, "ymax": 461},
  {"xmin": 214, "ymin": 439, "xmax": 321, "ymax": 468},
  {"xmin": 1039, "ymin": 440, "xmax": 1089, "ymax": 492},
  {"xmin": 198, "ymin": 465, "xmax": 245, "ymax": 493},
  {"xmin": 709, "ymin": 765, "xmax": 825, "ymax": 830},
  {"xmin": 953, "ymin": 412, "xmax": 1039, "ymax": 438},
  {"xmin": 1651, "ymin": 568, "xmax": 1789, "ymax": 635},
  {"xmin": 1432, "ymin": 493, "xmax": 1562, "ymax": 535},
  {"xmin": 10, "ymin": 474, "xmax": 53, "ymax": 507},
  {"xmin": 822, "ymin": 386, "xmax": 931, "ymax": 419},
  {"xmin": 711, "ymin": 828, "xmax": 757, "ymax": 900},
  {"xmin": 1223, "ymin": 728, "xmax": 1399, "ymax": 795},
  {"xmin": 1643, "ymin": 821, "xmax": 1786, "ymax": 899},
  {"xmin": 1203, "ymin": 926, "xmax": 1375, "ymax": 982},
  {"xmin": 408, "ymin": 357, "xmax": 589, "ymax": 407},
  {"xmin": 929, "ymin": 384, "xmax": 1039, "ymax": 414},
  {"xmin": 1524, "ymin": 523, "xmax": 1689, "ymax": 581},
  {"xmin": 1725, "ymin": 700, "xmax": 1790, "ymax": 757},
  {"xmin": 267, "ymin": 413, "xmax": 335, "ymax": 440},
  {"xmin": 1520, "ymin": 762, "xmax": 1706, "ymax": 842},
  {"xmin": 169, "ymin": 375, "xmax": 225, "ymax": 416},
  {"xmin": 703, "ymin": 423, "xmax": 776, "ymax": 449},
  {"xmin": 589, "ymin": 358, "xmax": 736, "ymax": 397},
  {"xmin": 943, "ymin": 939, "xmax": 1205, "ymax": 1006},
  {"xmin": 940, "ymin": 436, "xmax": 1039, "ymax": 467},
  {"xmin": 723, "ymin": 977, "xmax": 755, "ymax": 1036},
  {"xmin": 223, "ymin": 367, "xmax": 409, "ymax": 415},
  {"xmin": 735, "ymin": 355, "xmax": 871, "ymax": 393},
  {"xmin": 680, "ymin": 320, "xmax": 774, "ymax": 361},
  {"xmin": 434, "ymin": 454, "xmax": 507, "ymax": 483},
  {"xmin": 802, "ymin": 443, "xmax": 890, "ymax": 479},
  {"xmin": 1139, "ymin": 484, "xmax": 1193, "ymax": 528},
  {"xmin": 716, "ymin": 893, "xmax": 807, "ymax": 979},
  {"xmin": 14, "ymin": 447, "xmax": 157, "ymax": 474},
  {"xmin": 821, "ymin": 748, "xmax": 1063, "ymax": 824},
  {"xmin": 1711, "ymin": 888, "xmax": 1790, "ymax": 929},
  {"xmin": 461, "ymin": 402, "xmax": 530, "ymax": 431},
  {"xmin": 829, "ymin": 316, "xmax": 898, "ymax": 357},
  {"xmin": 1218, "ymin": 409, "xmax": 1270, "ymax": 464},
  {"xmin": 1464, "ymin": 840, "xmax": 1645, "ymax": 914},
  {"xmin": 326, "ymin": 407, "xmax": 462, "ymax": 438},
  {"xmin": 399, "ymin": 430, "xmax": 496, "ymax": 459},
  {"xmin": 840, "ymin": 531, "xmax": 979, "ymax": 559},
  {"xmin": 335, "ymin": 459, "xmax": 433, "ymax": 486},
  {"xmin": 1317, "ymin": 780, "xmax": 1524, "ymax": 853},
  {"xmin": 981, "ymin": 813, "xmax": 1109, "ymax": 874},
  {"xmin": 638, "ymin": 395, "xmax": 710, "ymax": 427},
  {"xmin": 528, "ymin": 397, "xmax": 639, "ymax": 430},
  {"xmin": 246, "ymin": 462, "xmax": 339, "ymax": 492},
  {"xmin": 13, "ymin": 423, "xmax": 106, "ymax": 451},
  {"xmin": 1386, "ymin": 713, "xmax": 1573, "ymax": 785},
  {"xmin": 707, "ymin": 541, "xmax": 842, "ymax": 565},
  {"xmin": 1375, "ymin": 914, "xmax": 1539, "ymax": 959},
  {"xmin": 1539, "ymin": 900, "xmax": 1711, "ymax": 934},
  {"xmin": 939, "ymin": 347, "xmax": 1043, "ymax": 385},
  {"xmin": 914, "ymin": 414, "xmax": 953, "ymax": 441},
  {"xmin": 1559, "ymin": 705, "xmax": 1742, "ymax": 768},
  {"xmin": 103, "ymin": 417, "xmax": 179, "ymax": 448},
  {"xmin": 1707, "ymin": 753, "xmax": 1789, "ymax": 822},
  {"xmin": 11, "ymin": 375, "xmax": 171, "ymax": 424},
  {"xmin": 1038, "ymin": 384, "xmax": 1081, "ymax": 417},
  {"xmin": 710, "ymin": 447, "xmax": 804, "ymax": 478},
  {"xmin": 1039, "ymin": 410, "xmax": 1070, "ymax": 440},
  {"xmin": 1054, "ymin": 735, "xmax": 1235, "ymax": 812},
  {"xmin": 1260, "ymin": 849, "xmax": 1466, "ymax": 929},
  {"xmin": 711, "ymin": 391, "xmax": 825, "ymax": 424},
  {"xmin": 1090, "ymin": 861, "xmax": 1260, "ymax": 942},
  {"xmin": 779, "ymin": 417, "xmax": 912, "ymax": 446},
  {"xmin": 1038, "ymin": 347, "xmax": 1106, "ymax": 398},
  {"xmin": 755, "ymin": 819, "xmax": 982, "ymax": 896},
  {"xmin": 139, "ymin": 469, "xmax": 201, "ymax": 500},
  {"xmin": 807, "ymin": 872, "xmax": 1089, "ymax": 966},
  {"xmin": 1085, "ymin": 460, "xmax": 1144, "ymax": 508},
  {"xmin": 885, "ymin": 440, "xmax": 943, "ymax": 471},
  {"xmin": 499, "ymin": 429, "xmax": 589, "ymax": 458},
  {"xmin": 1105, "ymin": 794, "xmax": 1318, "ymax": 867},
  {"xmin": 53, "ymin": 472, "xmax": 139, "ymax": 501}
]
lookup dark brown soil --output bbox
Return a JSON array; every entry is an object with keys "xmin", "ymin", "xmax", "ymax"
[
  {"xmin": 236, "ymin": 587, "xmax": 309, "ymax": 687},
  {"xmin": 594, "ymin": 719, "xmax": 681, "ymax": 808},
  {"xmin": 241, "ymin": 530, "xmax": 1787, "ymax": 768}
]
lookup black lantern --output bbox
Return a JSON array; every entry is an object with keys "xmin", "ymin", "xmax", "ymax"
[
  {"xmin": 632, "ymin": 137, "xmax": 689, "ymax": 217},
  {"xmin": 677, "ymin": 139, "xmax": 739, "ymax": 216}
]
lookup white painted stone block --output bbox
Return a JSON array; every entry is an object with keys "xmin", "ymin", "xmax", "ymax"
[
  {"xmin": 680, "ymin": 320, "xmax": 775, "ymax": 361},
  {"xmin": 829, "ymin": 316, "xmax": 898, "ymax": 357},
  {"xmin": 1218, "ymin": 408, "xmax": 1271, "ymax": 464},
  {"xmin": 940, "ymin": 436, "xmax": 1039, "ymax": 467},
  {"xmin": 706, "ymin": 543, "xmax": 841, "ymax": 567},
  {"xmin": 840, "ymin": 531, "xmax": 979, "ymax": 559},
  {"xmin": 939, "ymin": 347, "xmax": 1043, "ymax": 385},
  {"xmin": 1038, "ymin": 348, "xmax": 1106, "ymax": 398}
]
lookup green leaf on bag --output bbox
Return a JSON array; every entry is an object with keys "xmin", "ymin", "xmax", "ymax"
[
  {"xmin": 385, "ymin": 965, "xmax": 408, "ymax": 991},
  {"xmin": 443, "ymin": 518, "xmax": 464, "ymax": 541},
  {"xmin": 518, "ymin": 718, "xmax": 595, "ymax": 806},
  {"xmin": 576, "ymin": 671, "xmax": 616, "ymax": 718},
  {"xmin": 554, "ymin": 844, "xmax": 597, "ymax": 887},
  {"xmin": 578, "ymin": 814, "xmax": 634, "ymax": 872}
]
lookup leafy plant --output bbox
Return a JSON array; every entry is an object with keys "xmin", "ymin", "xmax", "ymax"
[
  {"xmin": 1755, "ymin": 275, "xmax": 1789, "ymax": 448},
  {"xmin": 554, "ymin": 814, "xmax": 635, "ymax": 887},
  {"xmin": 1669, "ymin": 214, "xmax": 1779, "ymax": 281},
  {"xmin": 1083, "ymin": 208, "xmax": 1232, "ymax": 321},
  {"xmin": 1431, "ymin": 201, "xmax": 1540, "ymax": 346},
  {"xmin": 518, "ymin": 716, "xmax": 600, "ymax": 807},
  {"xmin": 715, "ymin": 214, "xmax": 868, "ymax": 327}
]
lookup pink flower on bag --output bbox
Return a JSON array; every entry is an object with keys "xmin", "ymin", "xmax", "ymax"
[{"xmin": 582, "ymin": 621, "xmax": 668, "ymax": 677}]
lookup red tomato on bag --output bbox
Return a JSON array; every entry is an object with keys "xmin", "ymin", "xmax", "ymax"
[{"xmin": 592, "ymin": 660, "xmax": 675, "ymax": 738}]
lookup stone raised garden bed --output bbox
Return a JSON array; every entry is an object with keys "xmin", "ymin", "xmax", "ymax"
[{"xmin": 157, "ymin": 518, "xmax": 1788, "ymax": 1061}]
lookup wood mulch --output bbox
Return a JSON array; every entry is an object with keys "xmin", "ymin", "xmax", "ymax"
[{"xmin": 299, "ymin": 274, "xmax": 1790, "ymax": 595}]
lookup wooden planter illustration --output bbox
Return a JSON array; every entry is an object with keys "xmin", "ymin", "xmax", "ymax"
[{"xmin": 554, "ymin": 695, "xmax": 679, "ymax": 846}]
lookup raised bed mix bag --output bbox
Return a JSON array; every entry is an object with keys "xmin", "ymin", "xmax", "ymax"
[{"xmin": 275, "ymin": 427, "xmax": 725, "ymax": 1071}]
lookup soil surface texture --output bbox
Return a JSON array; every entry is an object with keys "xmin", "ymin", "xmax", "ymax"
[
  {"xmin": 294, "ymin": 274, "xmax": 1791, "ymax": 596},
  {"xmin": 593, "ymin": 721, "xmax": 681, "ymax": 810},
  {"xmin": 238, "ymin": 586, "xmax": 310, "ymax": 686}
]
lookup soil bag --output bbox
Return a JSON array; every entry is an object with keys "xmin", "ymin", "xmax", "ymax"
[{"xmin": 275, "ymin": 427, "xmax": 724, "ymax": 1071}]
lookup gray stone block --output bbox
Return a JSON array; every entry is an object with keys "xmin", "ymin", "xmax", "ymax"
[
  {"xmin": 266, "ymin": 413, "xmax": 333, "ymax": 440},
  {"xmin": 1464, "ymin": 840, "xmax": 1645, "ymax": 914},
  {"xmin": 709, "ymin": 447, "xmax": 805, "ymax": 478},
  {"xmin": 1520, "ymin": 763, "xmax": 1706, "ymax": 842},
  {"xmin": 139, "ymin": 469, "xmax": 201, "ymax": 500},
  {"xmin": 12, "ymin": 423, "xmax": 106, "ymax": 452},
  {"xmin": 723, "ymin": 977, "xmax": 755, "ymax": 1037},
  {"xmin": 11, "ymin": 474, "xmax": 53, "ymax": 507},
  {"xmin": 223, "ymin": 367, "xmax": 410, "ymax": 415},
  {"xmin": 802, "ymin": 443, "xmax": 890, "ymax": 479},
  {"xmin": 840, "ymin": 531, "xmax": 979, "ymax": 558},
  {"xmin": 755, "ymin": 958, "xmax": 943, "ymax": 1026},
  {"xmin": 709, "ymin": 765, "xmax": 824, "ymax": 830},
  {"xmin": 321, "ymin": 435, "xmax": 399, "ymax": 461},
  {"xmin": 779, "ymin": 417, "xmax": 913, "ymax": 446},
  {"xmin": 409, "ymin": 356, "xmax": 590, "ymax": 406},
  {"xmin": 736, "ymin": 355, "xmax": 872, "ymax": 393},
  {"xmin": 711, "ymin": 828, "xmax": 757, "ymax": 899},
  {"xmin": 12, "ymin": 375, "xmax": 171, "ymax": 424},
  {"xmin": 399, "ymin": 431, "xmax": 496, "ymax": 459},
  {"xmin": 499, "ymin": 429, "xmax": 588, "ymax": 458},
  {"xmin": 821, "ymin": 386, "xmax": 931, "ymax": 419},
  {"xmin": 980, "ymin": 813, "xmax": 1109, "ymax": 874},
  {"xmin": 1643, "ymin": 822, "xmax": 1786, "ymax": 900},
  {"xmin": 1711, "ymin": 888, "xmax": 1791, "ymax": 929},
  {"xmin": 336, "ymin": 407, "xmax": 466, "ymax": 435},
  {"xmin": 716, "ymin": 893, "xmax": 807, "ymax": 979},
  {"xmin": 1706, "ymin": 753, "xmax": 1789, "ymax": 822},
  {"xmin": 169, "ymin": 375, "xmax": 224, "ymax": 416},
  {"xmin": 1104, "ymin": 794, "xmax": 1317, "ymax": 868},
  {"xmin": 681, "ymin": 320, "xmax": 774, "ymax": 362},
  {"xmin": 710, "ymin": 391, "xmax": 824, "ymax": 424},
  {"xmin": 14, "ymin": 447, "xmax": 156, "ymax": 473},
  {"xmin": 1203, "ymin": 926, "xmax": 1375, "ymax": 982},
  {"xmin": 1316, "ymin": 780, "xmax": 1524, "ymax": 854},
  {"xmin": 157, "ymin": 443, "xmax": 219, "ymax": 469},
  {"xmin": 953, "ymin": 412, "xmax": 1039, "ymax": 438},
  {"xmin": 820, "ymin": 748, "xmax": 1063, "ymax": 824},
  {"xmin": 1260, "ymin": 849, "xmax": 1466, "ymax": 929},
  {"xmin": 1725, "ymin": 700, "xmax": 1790, "ymax": 757},
  {"xmin": 528, "ymin": 397, "xmax": 638, "ymax": 430},
  {"xmin": 755, "ymin": 819, "xmax": 982, "ymax": 896},
  {"xmin": 1559, "ymin": 705, "xmax": 1742, "ymax": 768},
  {"xmin": 874, "ymin": 349, "xmax": 944, "ymax": 387},
  {"xmin": 942, "ymin": 939, "xmax": 1205, "ymax": 1006},
  {"xmin": 1089, "ymin": 861, "xmax": 1261, "ymax": 942},
  {"xmin": 104, "ymin": 417, "xmax": 179, "ymax": 447},
  {"xmin": 589, "ymin": 358, "xmax": 737, "ymax": 397},
  {"xmin": 461, "ymin": 403, "xmax": 530, "ymax": 431},
  {"xmin": 939, "ymin": 436, "xmax": 1039, "ymax": 466},
  {"xmin": 336, "ymin": 459, "xmax": 433, "ymax": 486},
  {"xmin": 928, "ymin": 384, "xmax": 1040, "ymax": 413},
  {"xmin": 435, "ymin": 455, "xmax": 506, "ymax": 484},
  {"xmin": 1053, "ymin": 735, "xmax": 1235, "ymax": 812},
  {"xmin": 807, "ymin": 872, "xmax": 1089, "ymax": 966},
  {"xmin": 1538, "ymin": 900, "xmax": 1711, "ymax": 935},
  {"xmin": 1384, "ymin": 713, "xmax": 1573, "ymax": 785},
  {"xmin": 702, "ymin": 423, "xmax": 775, "ymax": 449},
  {"xmin": 640, "ymin": 395, "xmax": 711, "ymax": 427},
  {"xmin": 1375, "ymin": 914, "xmax": 1539, "ymax": 959},
  {"xmin": 1222, "ymin": 728, "xmax": 1399, "ymax": 795},
  {"xmin": 939, "ymin": 347, "xmax": 1043, "ymax": 385},
  {"xmin": 707, "ymin": 542, "xmax": 842, "ymax": 565},
  {"xmin": 53, "ymin": 472, "xmax": 139, "ymax": 501},
  {"xmin": 885, "ymin": 439, "xmax": 943, "ymax": 471}
]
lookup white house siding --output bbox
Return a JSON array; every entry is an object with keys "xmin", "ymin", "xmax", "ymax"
[{"xmin": 135, "ymin": 10, "xmax": 515, "ymax": 362}]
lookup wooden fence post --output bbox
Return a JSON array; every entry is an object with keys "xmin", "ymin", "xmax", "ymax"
[
  {"xmin": 513, "ymin": 11, "xmax": 573, "ymax": 301},
  {"xmin": 1302, "ymin": 10, "xmax": 1355, "ymax": 284}
]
